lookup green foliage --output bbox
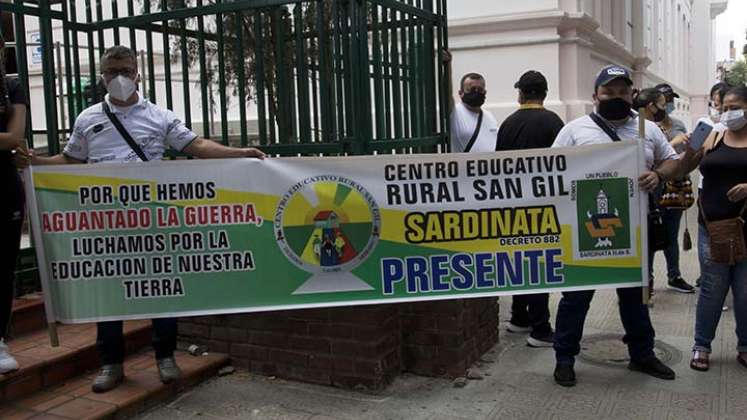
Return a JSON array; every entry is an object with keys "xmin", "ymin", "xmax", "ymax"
[{"xmin": 725, "ymin": 59, "xmax": 747, "ymax": 87}]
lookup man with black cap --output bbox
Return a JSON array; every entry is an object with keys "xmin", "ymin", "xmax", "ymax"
[
  {"xmin": 550, "ymin": 65, "xmax": 692, "ymax": 387},
  {"xmin": 497, "ymin": 70, "xmax": 564, "ymax": 347}
]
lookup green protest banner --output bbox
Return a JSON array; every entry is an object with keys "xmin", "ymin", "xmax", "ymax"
[{"xmin": 25, "ymin": 141, "xmax": 648, "ymax": 323}]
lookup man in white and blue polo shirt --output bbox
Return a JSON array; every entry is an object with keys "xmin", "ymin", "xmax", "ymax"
[
  {"xmin": 550, "ymin": 65, "xmax": 693, "ymax": 388},
  {"xmin": 32, "ymin": 46, "xmax": 265, "ymax": 393}
]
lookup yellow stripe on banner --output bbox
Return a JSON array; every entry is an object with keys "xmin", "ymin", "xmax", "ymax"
[
  {"xmin": 379, "ymin": 208, "xmax": 642, "ymax": 268},
  {"xmin": 33, "ymin": 172, "xmax": 154, "ymax": 193}
]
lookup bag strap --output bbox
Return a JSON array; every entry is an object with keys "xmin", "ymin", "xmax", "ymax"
[
  {"xmin": 463, "ymin": 110, "xmax": 484, "ymax": 153},
  {"xmin": 589, "ymin": 112, "xmax": 622, "ymax": 142},
  {"xmin": 697, "ymin": 196, "xmax": 710, "ymax": 224},
  {"xmin": 698, "ymin": 196, "xmax": 747, "ymax": 225},
  {"xmin": 102, "ymin": 101, "xmax": 149, "ymax": 162}
]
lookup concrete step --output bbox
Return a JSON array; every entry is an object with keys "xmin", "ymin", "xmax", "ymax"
[
  {"xmin": 9, "ymin": 294, "xmax": 47, "ymax": 338},
  {"xmin": 0, "ymin": 350, "xmax": 229, "ymax": 419},
  {"xmin": 0, "ymin": 320, "xmax": 152, "ymax": 403}
]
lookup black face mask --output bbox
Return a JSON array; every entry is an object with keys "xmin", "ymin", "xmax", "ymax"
[
  {"xmin": 462, "ymin": 91, "xmax": 486, "ymax": 108},
  {"xmin": 597, "ymin": 97, "xmax": 632, "ymax": 121},
  {"xmin": 652, "ymin": 106, "xmax": 666, "ymax": 122}
]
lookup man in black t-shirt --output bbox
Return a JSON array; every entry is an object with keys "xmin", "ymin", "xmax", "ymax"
[
  {"xmin": 496, "ymin": 71, "xmax": 564, "ymax": 151},
  {"xmin": 497, "ymin": 70, "xmax": 564, "ymax": 348}
]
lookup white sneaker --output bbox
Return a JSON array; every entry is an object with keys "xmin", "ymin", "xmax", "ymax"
[
  {"xmin": 0, "ymin": 338, "xmax": 19, "ymax": 374},
  {"xmin": 506, "ymin": 322, "xmax": 531, "ymax": 333}
]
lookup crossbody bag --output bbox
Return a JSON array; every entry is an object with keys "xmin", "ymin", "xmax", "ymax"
[
  {"xmin": 463, "ymin": 110, "xmax": 484, "ymax": 153},
  {"xmin": 699, "ymin": 198, "xmax": 747, "ymax": 265},
  {"xmin": 102, "ymin": 102, "xmax": 149, "ymax": 162}
]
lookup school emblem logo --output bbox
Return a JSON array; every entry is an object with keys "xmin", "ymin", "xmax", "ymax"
[
  {"xmin": 574, "ymin": 177, "xmax": 632, "ymax": 258},
  {"xmin": 274, "ymin": 175, "xmax": 381, "ymax": 294}
]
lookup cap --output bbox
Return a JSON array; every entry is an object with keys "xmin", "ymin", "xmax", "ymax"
[
  {"xmin": 594, "ymin": 65, "xmax": 633, "ymax": 90},
  {"xmin": 514, "ymin": 70, "xmax": 548, "ymax": 93},
  {"xmin": 655, "ymin": 83, "xmax": 680, "ymax": 100}
]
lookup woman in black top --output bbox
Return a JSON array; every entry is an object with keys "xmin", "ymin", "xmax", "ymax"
[
  {"xmin": 690, "ymin": 86, "xmax": 747, "ymax": 372},
  {"xmin": 0, "ymin": 35, "xmax": 29, "ymax": 374}
]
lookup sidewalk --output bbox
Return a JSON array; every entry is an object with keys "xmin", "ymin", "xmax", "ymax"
[{"xmin": 138, "ymin": 208, "xmax": 745, "ymax": 420}]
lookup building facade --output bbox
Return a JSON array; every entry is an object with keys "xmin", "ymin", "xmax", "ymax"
[{"xmin": 447, "ymin": 0, "xmax": 729, "ymax": 128}]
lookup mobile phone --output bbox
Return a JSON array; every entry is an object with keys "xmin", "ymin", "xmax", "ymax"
[{"xmin": 688, "ymin": 121, "xmax": 714, "ymax": 151}]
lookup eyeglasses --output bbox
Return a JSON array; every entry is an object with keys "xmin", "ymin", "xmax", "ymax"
[{"xmin": 101, "ymin": 68, "xmax": 137, "ymax": 78}]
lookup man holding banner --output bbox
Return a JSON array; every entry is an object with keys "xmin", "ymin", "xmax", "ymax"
[
  {"xmin": 29, "ymin": 46, "xmax": 265, "ymax": 393},
  {"xmin": 550, "ymin": 65, "xmax": 690, "ymax": 387}
]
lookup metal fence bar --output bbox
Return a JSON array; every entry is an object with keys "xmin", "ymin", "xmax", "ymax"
[
  {"xmin": 253, "ymin": 11, "xmax": 268, "ymax": 146},
  {"xmin": 161, "ymin": 0, "xmax": 173, "ymax": 110},
  {"xmin": 234, "ymin": 11, "xmax": 247, "ymax": 146},
  {"xmin": 197, "ymin": 0, "xmax": 209, "ymax": 138},
  {"xmin": 84, "ymin": 0, "xmax": 97, "ymax": 101},
  {"xmin": 95, "ymin": 0, "xmax": 104, "ymax": 56},
  {"xmin": 127, "ymin": 0, "xmax": 136, "ymax": 49},
  {"xmin": 67, "ymin": 1, "xmax": 84, "ymax": 117},
  {"xmin": 111, "ymin": 0, "xmax": 120, "ymax": 44},
  {"xmin": 179, "ymin": 0, "xmax": 191, "ymax": 128},
  {"xmin": 215, "ymin": 0, "xmax": 228, "ymax": 145},
  {"xmin": 39, "ymin": 0, "xmax": 59, "ymax": 154},
  {"xmin": 294, "ymin": 4, "xmax": 311, "ymax": 144},
  {"xmin": 144, "ymin": 0, "xmax": 156, "ymax": 102}
]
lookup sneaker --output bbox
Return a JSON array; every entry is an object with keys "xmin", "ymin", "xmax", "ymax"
[
  {"xmin": 667, "ymin": 277, "xmax": 695, "ymax": 294},
  {"xmin": 157, "ymin": 356, "xmax": 182, "ymax": 384},
  {"xmin": 0, "ymin": 339, "xmax": 19, "ymax": 374},
  {"xmin": 628, "ymin": 357, "xmax": 675, "ymax": 380},
  {"xmin": 506, "ymin": 322, "xmax": 531, "ymax": 333},
  {"xmin": 91, "ymin": 364, "xmax": 124, "ymax": 393},
  {"xmin": 553, "ymin": 363, "xmax": 576, "ymax": 387},
  {"xmin": 527, "ymin": 330, "xmax": 554, "ymax": 348}
]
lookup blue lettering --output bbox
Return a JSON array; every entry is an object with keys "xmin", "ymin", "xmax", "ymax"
[
  {"xmin": 475, "ymin": 253, "xmax": 495, "ymax": 288},
  {"xmin": 451, "ymin": 254, "xmax": 474, "ymax": 290},
  {"xmin": 406, "ymin": 257, "xmax": 429, "ymax": 292},
  {"xmin": 545, "ymin": 249, "xmax": 564, "ymax": 284},
  {"xmin": 497, "ymin": 251, "xmax": 523, "ymax": 287},
  {"xmin": 430, "ymin": 255, "xmax": 450, "ymax": 291},
  {"xmin": 381, "ymin": 258, "xmax": 404, "ymax": 295},
  {"xmin": 525, "ymin": 250, "xmax": 543, "ymax": 286}
]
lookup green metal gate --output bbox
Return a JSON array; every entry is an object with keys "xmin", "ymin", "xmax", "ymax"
[
  {"xmin": 1, "ymin": 0, "xmax": 449, "ymax": 157},
  {"xmin": 2, "ymin": 0, "xmax": 449, "ymax": 294}
]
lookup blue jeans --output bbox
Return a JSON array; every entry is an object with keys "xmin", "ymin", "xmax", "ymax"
[
  {"xmin": 554, "ymin": 288, "xmax": 656, "ymax": 365},
  {"xmin": 648, "ymin": 208, "xmax": 683, "ymax": 280},
  {"xmin": 693, "ymin": 225, "xmax": 747, "ymax": 353}
]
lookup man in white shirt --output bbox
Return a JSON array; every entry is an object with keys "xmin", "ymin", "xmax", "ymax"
[
  {"xmin": 31, "ymin": 46, "xmax": 265, "ymax": 393},
  {"xmin": 551, "ymin": 65, "xmax": 691, "ymax": 387},
  {"xmin": 449, "ymin": 73, "xmax": 499, "ymax": 153}
]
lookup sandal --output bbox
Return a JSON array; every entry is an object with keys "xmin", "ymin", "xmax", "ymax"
[
  {"xmin": 738, "ymin": 353, "xmax": 747, "ymax": 369},
  {"xmin": 690, "ymin": 351, "xmax": 710, "ymax": 372}
]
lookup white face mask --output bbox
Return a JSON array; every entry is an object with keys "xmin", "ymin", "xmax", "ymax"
[
  {"xmin": 709, "ymin": 107, "xmax": 721, "ymax": 122},
  {"xmin": 105, "ymin": 74, "xmax": 137, "ymax": 102},
  {"xmin": 720, "ymin": 109, "xmax": 747, "ymax": 131}
]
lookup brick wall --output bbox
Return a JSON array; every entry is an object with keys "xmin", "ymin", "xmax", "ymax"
[
  {"xmin": 179, "ymin": 298, "xmax": 498, "ymax": 390},
  {"xmin": 401, "ymin": 298, "xmax": 499, "ymax": 377}
]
